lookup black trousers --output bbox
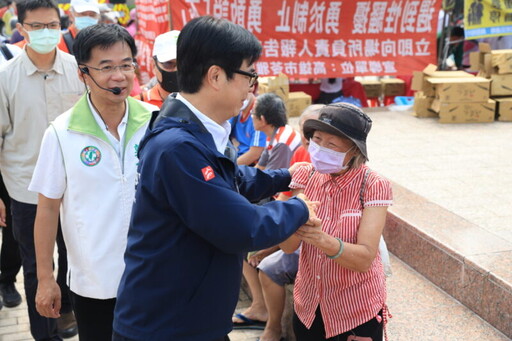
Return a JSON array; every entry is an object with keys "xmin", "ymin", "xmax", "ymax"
[
  {"xmin": 112, "ymin": 331, "xmax": 230, "ymax": 341},
  {"xmin": 10, "ymin": 199, "xmax": 72, "ymax": 340},
  {"xmin": 0, "ymin": 176, "xmax": 21, "ymax": 284},
  {"xmin": 70, "ymin": 291, "xmax": 116, "ymax": 341},
  {"xmin": 293, "ymin": 307, "xmax": 383, "ymax": 341}
]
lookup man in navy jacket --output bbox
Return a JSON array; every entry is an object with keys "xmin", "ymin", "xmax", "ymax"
[{"xmin": 113, "ymin": 16, "xmax": 317, "ymax": 341}]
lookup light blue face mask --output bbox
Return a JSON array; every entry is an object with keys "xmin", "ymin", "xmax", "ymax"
[
  {"xmin": 27, "ymin": 28, "xmax": 60, "ymax": 54},
  {"xmin": 74, "ymin": 16, "xmax": 98, "ymax": 30}
]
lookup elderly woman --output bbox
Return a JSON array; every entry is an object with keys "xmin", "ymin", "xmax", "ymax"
[{"xmin": 281, "ymin": 103, "xmax": 392, "ymax": 341}]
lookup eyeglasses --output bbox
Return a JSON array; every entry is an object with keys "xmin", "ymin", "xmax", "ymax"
[
  {"xmin": 82, "ymin": 62, "xmax": 137, "ymax": 74},
  {"xmin": 23, "ymin": 22, "xmax": 61, "ymax": 30},
  {"xmin": 153, "ymin": 56, "xmax": 177, "ymax": 71},
  {"xmin": 233, "ymin": 69, "xmax": 258, "ymax": 87}
]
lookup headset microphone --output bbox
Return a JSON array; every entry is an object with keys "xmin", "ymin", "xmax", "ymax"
[{"xmin": 80, "ymin": 67, "xmax": 122, "ymax": 95}]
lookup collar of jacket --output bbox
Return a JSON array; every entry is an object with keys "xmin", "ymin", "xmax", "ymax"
[
  {"xmin": 142, "ymin": 96, "xmax": 236, "ymax": 162},
  {"xmin": 67, "ymin": 94, "xmax": 151, "ymax": 148},
  {"xmin": 151, "ymin": 93, "xmax": 208, "ymax": 133}
]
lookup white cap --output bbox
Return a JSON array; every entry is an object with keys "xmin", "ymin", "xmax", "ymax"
[
  {"xmin": 153, "ymin": 30, "xmax": 180, "ymax": 62},
  {"xmin": 70, "ymin": 0, "xmax": 100, "ymax": 14}
]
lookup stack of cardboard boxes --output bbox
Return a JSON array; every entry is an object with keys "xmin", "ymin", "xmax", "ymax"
[
  {"xmin": 380, "ymin": 78, "xmax": 406, "ymax": 97},
  {"xmin": 470, "ymin": 43, "xmax": 512, "ymax": 121},
  {"xmin": 360, "ymin": 78, "xmax": 405, "ymax": 106},
  {"xmin": 258, "ymin": 73, "xmax": 312, "ymax": 117},
  {"xmin": 360, "ymin": 80, "xmax": 382, "ymax": 99},
  {"xmin": 411, "ymin": 64, "xmax": 494, "ymax": 123}
]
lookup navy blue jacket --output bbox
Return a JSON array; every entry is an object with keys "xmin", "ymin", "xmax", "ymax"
[{"xmin": 113, "ymin": 98, "xmax": 309, "ymax": 341}]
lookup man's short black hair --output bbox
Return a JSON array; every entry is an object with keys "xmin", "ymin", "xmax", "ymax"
[
  {"xmin": 254, "ymin": 93, "xmax": 287, "ymax": 128},
  {"xmin": 73, "ymin": 24, "xmax": 137, "ymax": 65},
  {"xmin": 177, "ymin": 15, "xmax": 262, "ymax": 94},
  {"xmin": 17, "ymin": 0, "xmax": 60, "ymax": 24},
  {"xmin": 451, "ymin": 26, "xmax": 465, "ymax": 38}
]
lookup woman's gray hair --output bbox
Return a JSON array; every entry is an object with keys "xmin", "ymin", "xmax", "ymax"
[{"xmin": 348, "ymin": 151, "xmax": 366, "ymax": 170}]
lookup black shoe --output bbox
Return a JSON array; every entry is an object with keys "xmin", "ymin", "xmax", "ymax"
[
  {"xmin": 0, "ymin": 282, "xmax": 22, "ymax": 307},
  {"xmin": 57, "ymin": 311, "xmax": 79, "ymax": 339}
]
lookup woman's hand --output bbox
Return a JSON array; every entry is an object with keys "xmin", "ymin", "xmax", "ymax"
[
  {"xmin": 247, "ymin": 247, "xmax": 278, "ymax": 267},
  {"xmin": 295, "ymin": 217, "xmax": 326, "ymax": 248}
]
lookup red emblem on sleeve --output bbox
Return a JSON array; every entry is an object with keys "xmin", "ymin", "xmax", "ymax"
[{"xmin": 201, "ymin": 166, "xmax": 215, "ymax": 181}]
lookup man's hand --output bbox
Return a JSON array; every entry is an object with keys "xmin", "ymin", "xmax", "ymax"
[
  {"xmin": 0, "ymin": 198, "xmax": 6, "ymax": 227},
  {"xmin": 288, "ymin": 162, "xmax": 310, "ymax": 177},
  {"xmin": 296, "ymin": 193, "xmax": 319, "ymax": 222},
  {"xmin": 35, "ymin": 278, "xmax": 61, "ymax": 318}
]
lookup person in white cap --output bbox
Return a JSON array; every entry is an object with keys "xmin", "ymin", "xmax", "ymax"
[
  {"xmin": 59, "ymin": 0, "xmax": 100, "ymax": 54},
  {"xmin": 135, "ymin": 30, "xmax": 179, "ymax": 108}
]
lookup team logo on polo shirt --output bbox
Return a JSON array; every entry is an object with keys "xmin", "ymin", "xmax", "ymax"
[{"xmin": 80, "ymin": 146, "xmax": 102, "ymax": 166}]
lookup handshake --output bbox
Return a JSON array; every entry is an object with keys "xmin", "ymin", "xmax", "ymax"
[{"xmin": 296, "ymin": 193, "xmax": 321, "ymax": 230}]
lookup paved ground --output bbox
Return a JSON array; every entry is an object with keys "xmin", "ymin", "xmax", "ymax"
[
  {"xmin": 0, "ymin": 255, "xmax": 508, "ymax": 340},
  {"xmin": 1, "ymin": 107, "xmax": 511, "ymax": 340},
  {"xmin": 365, "ymin": 107, "xmax": 512, "ymax": 244}
]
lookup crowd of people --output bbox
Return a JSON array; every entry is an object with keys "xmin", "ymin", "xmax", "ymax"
[{"xmin": 0, "ymin": 1, "xmax": 393, "ymax": 341}]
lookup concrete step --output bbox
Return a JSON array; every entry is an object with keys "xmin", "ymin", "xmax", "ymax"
[
  {"xmin": 231, "ymin": 254, "xmax": 510, "ymax": 341},
  {"xmin": 385, "ymin": 183, "xmax": 512, "ymax": 338}
]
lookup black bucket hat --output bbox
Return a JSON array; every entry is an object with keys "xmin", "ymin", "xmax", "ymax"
[{"xmin": 303, "ymin": 103, "xmax": 372, "ymax": 160}]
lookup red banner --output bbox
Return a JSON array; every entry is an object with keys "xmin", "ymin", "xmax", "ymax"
[
  {"xmin": 135, "ymin": 0, "xmax": 170, "ymax": 83},
  {"xmin": 170, "ymin": 0, "xmax": 441, "ymax": 78}
]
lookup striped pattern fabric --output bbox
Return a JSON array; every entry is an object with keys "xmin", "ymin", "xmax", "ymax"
[
  {"xmin": 290, "ymin": 164, "xmax": 393, "ymax": 338},
  {"xmin": 267, "ymin": 125, "xmax": 301, "ymax": 152}
]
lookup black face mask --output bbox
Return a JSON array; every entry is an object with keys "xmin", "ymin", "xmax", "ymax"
[{"xmin": 155, "ymin": 61, "xmax": 179, "ymax": 93}]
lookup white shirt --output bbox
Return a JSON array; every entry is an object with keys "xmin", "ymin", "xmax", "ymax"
[
  {"xmin": 0, "ymin": 48, "xmax": 84, "ymax": 204},
  {"xmin": 176, "ymin": 93, "xmax": 231, "ymax": 155},
  {"xmin": 319, "ymin": 78, "xmax": 343, "ymax": 93},
  {"xmin": 87, "ymin": 94, "xmax": 128, "ymax": 158}
]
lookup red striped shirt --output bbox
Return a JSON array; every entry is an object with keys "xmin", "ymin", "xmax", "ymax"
[
  {"xmin": 266, "ymin": 125, "xmax": 301, "ymax": 151},
  {"xmin": 290, "ymin": 164, "xmax": 393, "ymax": 338}
]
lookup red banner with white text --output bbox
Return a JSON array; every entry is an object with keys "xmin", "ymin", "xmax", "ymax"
[
  {"xmin": 170, "ymin": 0, "xmax": 441, "ymax": 78},
  {"xmin": 135, "ymin": 0, "xmax": 170, "ymax": 84}
]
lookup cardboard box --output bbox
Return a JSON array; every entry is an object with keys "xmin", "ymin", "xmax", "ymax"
[
  {"xmin": 360, "ymin": 80, "xmax": 382, "ymax": 98},
  {"xmin": 494, "ymin": 97, "xmax": 512, "ymax": 121},
  {"xmin": 258, "ymin": 73, "xmax": 289, "ymax": 101},
  {"xmin": 411, "ymin": 64, "xmax": 475, "ymax": 96},
  {"xmin": 381, "ymin": 78, "xmax": 405, "ymax": 96},
  {"xmin": 286, "ymin": 91, "xmax": 312, "ymax": 117},
  {"xmin": 470, "ymin": 43, "xmax": 495, "ymax": 77},
  {"xmin": 436, "ymin": 99, "xmax": 495, "ymax": 123},
  {"xmin": 491, "ymin": 74, "xmax": 512, "ymax": 96},
  {"xmin": 491, "ymin": 49, "xmax": 512, "ymax": 74},
  {"xmin": 469, "ymin": 51, "xmax": 481, "ymax": 71},
  {"xmin": 427, "ymin": 77, "xmax": 490, "ymax": 102},
  {"xmin": 412, "ymin": 91, "xmax": 437, "ymax": 118}
]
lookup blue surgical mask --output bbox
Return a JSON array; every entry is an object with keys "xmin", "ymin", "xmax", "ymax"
[
  {"xmin": 27, "ymin": 28, "xmax": 60, "ymax": 54},
  {"xmin": 74, "ymin": 16, "xmax": 98, "ymax": 30}
]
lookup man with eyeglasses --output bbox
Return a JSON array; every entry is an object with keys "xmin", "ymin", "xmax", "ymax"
[
  {"xmin": 135, "ymin": 30, "xmax": 179, "ymax": 108},
  {"xmin": 113, "ymin": 15, "xmax": 318, "ymax": 341},
  {"xmin": 29, "ymin": 23, "xmax": 157, "ymax": 341},
  {"xmin": 0, "ymin": 0, "xmax": 83, "ymax": 339}
]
